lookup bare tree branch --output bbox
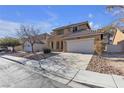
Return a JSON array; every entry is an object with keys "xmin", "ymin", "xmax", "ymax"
[
  {"xmin": 17, "ymin": 24, "xmax": 41, "ymax": 52},
  {"xmin": 107, "ymin": 5, "xmax": 124, "ymax": 27}
]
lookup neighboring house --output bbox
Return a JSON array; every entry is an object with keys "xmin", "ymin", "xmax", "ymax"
[
  {"xmin": 48, "ymin": 21, "xmax": 104, "ymax": 53},
  {"xmin": 118, "ymin": 26, "xmax": 124, "ymax": 33},
  {"xmin": 106, "ymin": 28, "xmax": 124, "ymax": 53},
  {"xmin": 23, "ymin": 33, "xmax": 50, "ymax": 52}
]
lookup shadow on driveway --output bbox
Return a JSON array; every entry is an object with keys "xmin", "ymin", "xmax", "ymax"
[
  {"xmin": 9, "ymin": 52, "xmax": 60, "ymax": 61},
  {"xmin": 25, "ymin": 52, "xmax": 60, "ymax": 60}
]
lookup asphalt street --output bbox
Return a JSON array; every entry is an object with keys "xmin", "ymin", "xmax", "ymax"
[{"xmin": 0, "ymin": 56, "xmax": 69, "ymax": 88}]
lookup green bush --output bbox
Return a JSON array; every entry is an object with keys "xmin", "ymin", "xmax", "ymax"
[{"xmin": 0, "ymin": 37, "xmax": 20, "ymax": 52}]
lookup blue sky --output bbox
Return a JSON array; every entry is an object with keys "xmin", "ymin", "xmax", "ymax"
[{"xmin": 0, "ymin": 5, "xmax": 116, "ymax": 37}]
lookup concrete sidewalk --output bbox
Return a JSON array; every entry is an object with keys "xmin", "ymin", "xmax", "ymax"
[{"xmin": 2, "ymin": 55, "xmax": 124, "ymax": 88}]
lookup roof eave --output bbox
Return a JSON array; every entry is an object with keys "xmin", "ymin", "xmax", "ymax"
[
  {"xmin": 53, "ymin": 21, "xmax": 90, "ymax": 31},
  {"xmin": 63, "ymin": 33, "xmax": 103, "ymax": 40}
]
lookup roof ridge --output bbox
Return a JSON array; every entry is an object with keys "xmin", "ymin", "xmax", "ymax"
[{"xmin": 53, "ymin": 21, "xmax": 89, "ymax": 31}]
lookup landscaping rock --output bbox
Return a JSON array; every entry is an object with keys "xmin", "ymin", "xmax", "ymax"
[{"xmin": 86, "ymin": 55, "xmax": 124, "ymax": 76}]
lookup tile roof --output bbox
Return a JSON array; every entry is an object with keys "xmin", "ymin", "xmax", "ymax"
[
  {"xmin": 53, "ymin": 21, "xmax": 90, "ymax": 31},
  {"xmin": 63, "ymin": 30, "xmax": 103, "ymax": 39}
]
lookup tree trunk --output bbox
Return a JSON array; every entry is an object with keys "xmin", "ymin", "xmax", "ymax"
[
  {"xmin": 22, "ymin": 43, "xmax": 25, "ymax": 51},
  {"xmin": 31, "ymin": 44, "xmax": 34, "ymax": 53},
  {"xmin": 12, "ymin": 46, "xmax": 15, "ymax": 53}
]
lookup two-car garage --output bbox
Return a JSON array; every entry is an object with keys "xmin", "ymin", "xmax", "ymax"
[{"xmin": 66, "ymin": 38, "xmax": 95, "ymax": 53}]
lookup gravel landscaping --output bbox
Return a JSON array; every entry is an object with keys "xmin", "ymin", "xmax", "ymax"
[{"xmin": 86, "ymin": 55, "xmax": 124, "ymax": 76}]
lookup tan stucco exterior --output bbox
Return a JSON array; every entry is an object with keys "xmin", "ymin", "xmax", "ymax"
[
  {"xmin": 48, "ymin": 21, "xmax": 103, "ymax": 53},
  {"xmin": 113, "ymin": 28, "xmax": 124, "ymax": 45},
  {"xmin": 48, "ymin": 34, "xmax": 102, "ymax": 52},
  {"xmin": 48, "ymin": 35, "xmax": 64, "ymax": 52},
  {"xmin": 24, "ymin": 41, "xmax": 47, "ymax": 52}
]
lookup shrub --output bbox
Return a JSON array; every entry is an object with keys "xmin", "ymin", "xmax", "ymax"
[
  {"xmin": 0, "ymin": 37, "xmax": 20, "ymax": 52},
  {"xmin": 43, "ymin": 48, "xmax": 51, "ymax": 54},
  {"xmin": 95, "ymin": 40, "xmax": 105, "ymax": 55}
]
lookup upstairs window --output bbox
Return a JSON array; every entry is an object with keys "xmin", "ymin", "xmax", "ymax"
[
  {"xmin": 56, "ymin": 30, "xmax": 64, "ymax": 35},
  {"xmin": 73, "ymin": 26, "xmax": 78, "ymax": 32},
  {"xmin": 101, "ymin": 34, "xmax": 103, "ymax": 40}
]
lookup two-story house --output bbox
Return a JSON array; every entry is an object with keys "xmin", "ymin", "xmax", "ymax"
[{"xmin": 48, "ymin": 21, "xmax": 104, "ymax": 53}]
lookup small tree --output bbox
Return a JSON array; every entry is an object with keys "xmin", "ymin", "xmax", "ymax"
[
  {"xmin": 0, "ymin": 37, "xmax": 20, "ymax": 52},
  {"xmin": 17, "ymin": 25, "xmax": 41, "ymax": 53}
]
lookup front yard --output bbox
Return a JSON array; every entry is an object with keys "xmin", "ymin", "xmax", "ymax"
[
  {"xmin": 10, "ymin": 51, "xmax": 60, "ymax": 60},
  {"xmin": 86, "ymin": 53, "xmax": 124, "ymax": 76},
  {"xmin": 9, "ymin": 51, "xmax": 92, "ymax": 70},
  {"xmin": 9, "ymin": 51, "xmax": 124, "ymax": 76},
  {"xmin": 3, "ymin": 51, "xmax": 124, "ymax": 87}
]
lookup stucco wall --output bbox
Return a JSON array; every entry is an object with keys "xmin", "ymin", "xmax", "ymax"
[
  {"xmin": 24, "ymin": 41, "xmax": 47, "ymax": 52},
  {"xmin": 48, "ymin": 36, "xmax": 64, "ymax": 52},
  {"xmin": 24, "ymin": 41, "xmax": 32, "ymax": 52},
  {"xmin": 15, "ymin": 45, "xmax": 23, "ymax": 51},
  {"xmin": 107, "ymin": 44, "xmax": 124, "ymax": 53},
  {"xmin": 48, "ymin": 34, "xmax": 102, "ymax": 52},
  {"xmin": 33, "ymin": 43, "xmax": 47, "ymax": 52},
  {"xmin": 113, "ymin": 29, "xmax": 124, "ymax": 45},
  {"xmin": 106, "ymin": 28, "xmax": 124, "ymax": 53}
]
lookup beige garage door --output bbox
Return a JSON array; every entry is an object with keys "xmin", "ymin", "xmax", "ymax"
[{"xmin": 66, "ymin": 38, "xmax": 94, "ymax": 53}]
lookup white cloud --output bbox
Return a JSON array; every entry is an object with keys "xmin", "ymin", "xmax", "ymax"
[
  {"xmin": 0, "ymin": 19, "xmax": 56, "ymax": 38},
  {"xmin": 93, "ymin": 24, "xmax": 101, "ymax": 29},
  {"xmin": 89, "ymin": 21, "xmax": 101, "ymax": 30},
  {"xmin": 36, "ymin": 21, "xmax": 53, "ymax": 32},
  {"xmin": 28, "ymin": 11, "xmax": 58, "ymax": 33},
  {"xmin": 0, "ymin": 10, "xmax": 58, "ymax": 37},
  {"xmin": 88, "ymin": 13, "xmax": 94, "ymax": 18},
  {"xmin": 89, "ymin": 21, "xmax": 93, "ymax": 27},
  {"xmin": 45, "ymin": 11, "xmax": 58, "ymax": 22},
  {"xmin": 112, "ymin": 9, "xmax": 124, "ymax": 16},
  {"xmin": 0, "ymin": 20, "xmax": 20, "ymax": 37},
  {"xmin": 34, "ymin": 10, "xmax": 59, "ymax": 32}
]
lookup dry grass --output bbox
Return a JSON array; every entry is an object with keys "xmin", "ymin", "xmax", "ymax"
[{"xmin": 94, "ymin": 40, "xmax": 105, "ymax": 55}]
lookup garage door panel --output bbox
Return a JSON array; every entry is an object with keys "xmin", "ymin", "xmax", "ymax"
[{"xmin": 66, "ymin": 38, "xmax": 94, "ymax": 53}]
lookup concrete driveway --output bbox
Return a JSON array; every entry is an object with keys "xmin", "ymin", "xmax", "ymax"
[
  {"xmin": 40, "ymin": 52, "xmax": 93, "ymax": 70},
  {"xmin": 0, "ymin": 57, "xmax": 69, "ymax": 88}
]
